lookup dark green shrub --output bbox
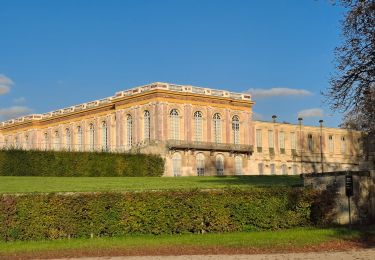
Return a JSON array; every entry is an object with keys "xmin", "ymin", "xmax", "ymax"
[
  {"xmin": 0, "ymin": 149, "xmax": 164, "ymax": 177},
  {"xmin": 0, "ymin": 188, "xmax": 327, "ymax": 241}
]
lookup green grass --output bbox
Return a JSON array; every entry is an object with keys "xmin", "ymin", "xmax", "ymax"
[
  {"xmin": 0, "ymin": 175, "xmax": 301, "ymax": 193},
  {"xmin": 0, "ymin": 228, "xmax": 365, "ymax": 255}
]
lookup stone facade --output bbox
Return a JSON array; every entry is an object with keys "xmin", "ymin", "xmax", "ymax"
[{"xmin": 0, "ymin": 82, "xmax": 367, "ymax": 176}]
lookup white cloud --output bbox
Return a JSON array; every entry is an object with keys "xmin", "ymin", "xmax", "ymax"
[
  {"xmin": 0, "ymin": 74, "xmax": 14, "ymax": 95},
  {"xmin": 0, "ymin": 106, "xmax": 33, "ymax": 120},
  {"xmin": 246, "ymin": 87, "xmax": 312, "ymax": 98},
  {"xmin": 13, "ymin": 97, "xmax": 26, "ymax": 104},
  {"xmin": 297, "ymin": 108, "xmax": 324, "ymax": 118}
]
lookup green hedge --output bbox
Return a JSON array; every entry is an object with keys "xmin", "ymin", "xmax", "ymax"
[
  {"xmin": 0, "ymin": 149, "xmax": 164, "ymax": 177},
  {"xmin": 0, "ymin": 188, "xmax": 329, "ymax": 241}
]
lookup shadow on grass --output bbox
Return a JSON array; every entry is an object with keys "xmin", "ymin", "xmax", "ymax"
[
  {"xmin": 328, "ymin": 226, "xmax": 375, "ymax": 248},
  {"xmin": 197, "ymin": 175, "xmax": 303, "ymax": 187}
]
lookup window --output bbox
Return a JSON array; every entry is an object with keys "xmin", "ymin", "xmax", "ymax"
[
  {"xmin": 54, "ymin": 131, "xmax": 60, "ymax": 151},
  {"xmin": 256, "ymin": 129, "xmax": 262, "ymax": 148},
  {"xmin": 89, "ymin": 123, "xmax": 95, "ymax": 151},
  {"xmin": 194, "ymin": 111, "xmax": 203, "ymax": 142},
  {"xmin": 281, "ymin": 164, "xmax": 287, "ymax": 175},
  {"xmin": 77, "ymin": 126, "xmax": 83, "ymax": 151},
  {"xmin": 329, "ymin": 135, "xmax": 334, "ymax": 153},
  {"xmin": 4, "ymin": 138, "xmax": 8, "ymax": 148},
  {"xmin": 101, "ymin": 121, "xmax": 108, "ymax": 151},
  {"xmin": 235, "ymin": 156, "xmax": 243, "ymax": 175},
  {"xmin": 144, "ymin": 110, "xmax": 151, "ymax": 141},
  {"xmin": 292, "ymin": 165, "xmax": 298, "ymax": 175},
  {"xmin": 258, "ymin": 163, "xmax": 264, "ymax": 175},
  {"xmin": 66, "ymin": 128, "xmax": 71, "ymax": 151},
  {"xmin": 172, "ymin": 152, "xmax": 182, "ymax": 177},
  {"xmin": 341, "ymin": 136, "xmax": 346, "ymax": 154},
  {"xmin": 196, "ymin": 153, "xmax": 205, "ymax": 176},
  {"xmin": 232, "ymin": 115, "xmax": 240, "ymax": 144},
  {"xmin": 213, "ymin": 113, "xmax": 221, "ymax": 143},
  {"xmin": 291, "ymin": 132, "xmax": 297, "ymax": 150},
  {"xmin": 308, "ymin": 134, "xmax": 313, "ymax": 152},
  {"xmin": 43, "ymin": 133, "xmax": 48, "ymax": 150},
  {"xmin": 279, "ymin": 131, "xmax": 285, "ymax": 153},
  {"xmin": 215, "ymin": 154, "xmax": 224, "ymax": 175},
  {"xmin": 170, "ymin": 109, "xmax": 180, "ymax": 140},
  {"xmin": 268, "ymin": 130, "xmax": 274, "ymax": 148},
  {"xmin": 127, "ymin": 115, "xmax": 133, "ymax": 148},
  {"xmin": 270, "ymin": 163, "xmax": 275, "ymax": 175},
  {"xmin": 15, "ymin": 136, "xmax": 20, "ymax": 148},
  {"xmin": 25, "ymin": 135, "xmax": 29, "ymax": 150}
]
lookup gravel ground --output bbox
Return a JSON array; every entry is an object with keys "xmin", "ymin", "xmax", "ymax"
[{"xmin": 53, "ymin": 249, "xmax": 375, "ymax": 260}]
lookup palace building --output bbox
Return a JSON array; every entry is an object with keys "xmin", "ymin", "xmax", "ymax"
[{"xmin": 0, "ymin": 82, "xmax": 366, "ymax": 176}]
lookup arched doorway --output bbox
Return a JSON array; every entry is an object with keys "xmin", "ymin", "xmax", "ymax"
[
  {"xmin": 172, "ymin": 152, "xmax": 182, "ymax": 177},
  {"xmin": 196, "ymin": 153, "xmax": 205, "ymax": 176}
]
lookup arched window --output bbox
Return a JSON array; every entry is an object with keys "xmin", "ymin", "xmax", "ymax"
[
  {"xmin": 144, "ymin": 110, "xmax": 151, "ymax": 141},
  {"xmin": 15, "ymin": 136, "xmax": 20, "ymax": 149},
  {"xmin": 258, "ymin": 163, "xmax": 264, "ymax": 175},
  {"xmin": 232, "ymin": 115, "xmax": 240, "ymax": 144},
  {"xmin": 54, "ymin": 131, "xmax": 60, "ymax": 151},
  {"xmin": 292, "ymin": 164, "xmax": 298, "ymax": 175},
  {"xmin": 194, "ymin": 111, "xmax": 203, "ymax": 142},
  {"xmin": 235, "ymin": 156, "xmax": 243, "ymax": 175},
  {"xmin": 170, "ymin": 109, "xmax": 180, "ymax": 140},
  {"xmin": 127, "ymin": 115, "xmax": 133, "ymax": 148},
  {"xmin": 43, "ymin": 133, "xmax": 48, "ymax": 150},
  {"xmin": 89, "ymin": 123, "xmax": 95, "ymax": 151},
  {"xmin": 172, "ymin": 152, "xmax": 182, "ymax": 176},
  {"xmin": 213, "ymin": 113, "xmax": 221, "ymax": 143},
  {"xmin": 77, "ymin": 126, "xmax": 83, "ymax": 151},
  {"xmin": 270, "ymin": 163, "xmax": 276, "ymax": 175},
  {"xmin": 196, "ymin": 153, "xmax": 205, "ymax": 176},
  {"xmin": 65, "ymin": 128, "xmax": 71, "ymax": 151},
  {"xmin": 101, "ymin": 121, "xmax": 108, "ymax": 151},
  {"xmin": 216, "ymin": 154, "xmax": 224, "ymax": 175}
]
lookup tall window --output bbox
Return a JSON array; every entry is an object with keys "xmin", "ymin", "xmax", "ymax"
[
  {"xmin": 292, "ymin": 165, "xmax": 298, "ymax": 175},
  {"xmin": 281, "ymin": 164, "xmax": 287, "ymax": 175},
  {"xmin": 291, "ymin": 132, "xmax": 297, "ymax": 150},
  {"xmin": 232, "ymin": 115, "xmax": 240, "ymax": 145},
  {"xmin": 270, "ymin": 163, "xmax": 275, "ymax": 175},
  {"xmin": 101, "ymin": 121, "xmax": 108, "ymax": 151},
  {"xmin": 77, "ymin": 126, "xmax": 83, "ymax": 151},
  {"xmin": 65, "ymin": 128, "xmax": 71, "ymax": 151},
  {"xmin": 89, "ymin": 123, "xmax": 95, "ymax": 151},
  {"xmin": 329, "ymin": 135, "xmax": 334, "ymax": 153},
  {"xmin": 308, "ymin": 134, "xmax": 313, "ymax": 152},
  {"xmin": 170, "ymin": 109, "xmax": 180, "ymax": 140},
  {"xmin": 196, "ymin": 153, "xmax": 205, "ymax": 176},
  {"xmin": 258, "ymin": 163, "xmax": 264, "ymax": 175},
  {"xmin": 341, "ymin": 136, "xmax": 346, "ymax": 154},
  {"xmin": 54, "ymin": 131, "xmax": 60, "ymax": 151},
  {"xmin": 127, "ymin": 115, "xmax": 133, "ymax": 148},
  {"xmin": 172, "ymin": 152, "xmax": 182, "ymax": 177},
  {"xmin": 256, "ymin": 129, "xmax": 262, "ymax": 148},
  {"xmin": 268, "ymin": 130, "xmax": 274, "ymax": 148},
  {"xmin": 25, "ymin": 135, "xmax": 29, "ymax": 150},
  {"xmin": 144, "ymin": 110, "xmax": 151, "ymax": 141},
  {"xmin": 43, "ymin": 133, "xmax": 48, "ymax": 150},
  {"xmin": 15, "ymin": 136, "xmax": 20, "ymax": 148},
  {"xmin": 234, "ymin": 156, "xmax": 243, "ymax": 175},
  {"xmin": 215, "ymin": 154, "xmax": 224, "ymax": 175},
  {"xmin": 194, "ymin": 111, "xmax": 203, "ymax": 142},
  {"xmin": 213, "ymin": 113, "xmax": 221, "ymax": 143},
  {"xmin": 279, "ymin": 131, "xmax": 285, "ymax": 151}
]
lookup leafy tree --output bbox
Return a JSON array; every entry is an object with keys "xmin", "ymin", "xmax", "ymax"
[{"xmin": 326, "ymin": 0, "xmax": 375, "ymax": 133}]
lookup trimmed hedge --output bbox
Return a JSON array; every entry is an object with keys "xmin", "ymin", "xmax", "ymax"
[
  {"xmin": 0, "ymin": 188, "xmax": 329, "ymax": 241},
  {"xmin": 0, "ymin": 149, "xmax": 164, "ymax": 177}
]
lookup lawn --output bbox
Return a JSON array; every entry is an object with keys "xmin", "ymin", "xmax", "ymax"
[
  {"xmin": 0, "ymin": 175, "xmax": 301, "ymax": 193},
  {"xmin": 0, "ymin": 228, "xmax": 371, "ymax": 259}
]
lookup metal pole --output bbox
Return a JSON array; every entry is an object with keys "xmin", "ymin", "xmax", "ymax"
[{"xmin": 319, "ymin": 120, "xmax": 324, "ymax": 174}]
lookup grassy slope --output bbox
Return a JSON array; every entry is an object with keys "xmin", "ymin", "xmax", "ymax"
[
  {"xmin": 0, "ymin": 175, "xmax": 301, "ymax": 193},
  {"xmin": 0, "ymin": 228, "xmax": 364, "ymax": 254}
]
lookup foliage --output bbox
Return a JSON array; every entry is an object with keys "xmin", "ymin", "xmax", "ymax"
[
  {"xmin": 0, "ymin": 149, "xmax": 164, "ymax": 177},
  {"xmin": 0, "ymin": 188, "xmax": 330, "ymax": 241},
  {"xmin": 326, "ymin": 0, "xmax": 375, "ymax": 133}
]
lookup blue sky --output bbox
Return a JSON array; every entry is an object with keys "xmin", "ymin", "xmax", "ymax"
[{"xmin": 0, "ymin": 0, "xmax": 347, "ymax": 127}]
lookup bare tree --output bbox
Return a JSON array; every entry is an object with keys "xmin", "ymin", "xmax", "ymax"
[{"xmin": 327, "ymin": 0, "xmax": 375, "ymax": 133}]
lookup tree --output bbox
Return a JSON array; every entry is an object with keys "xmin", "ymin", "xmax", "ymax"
[{"xmin": 326, "ymin": 0, "xmax": 375, "ymax": 133}]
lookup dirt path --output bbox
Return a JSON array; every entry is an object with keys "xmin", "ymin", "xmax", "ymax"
[{"xmin": 52, "ymin": 249, "xmax": 375, "ymax": 260}]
